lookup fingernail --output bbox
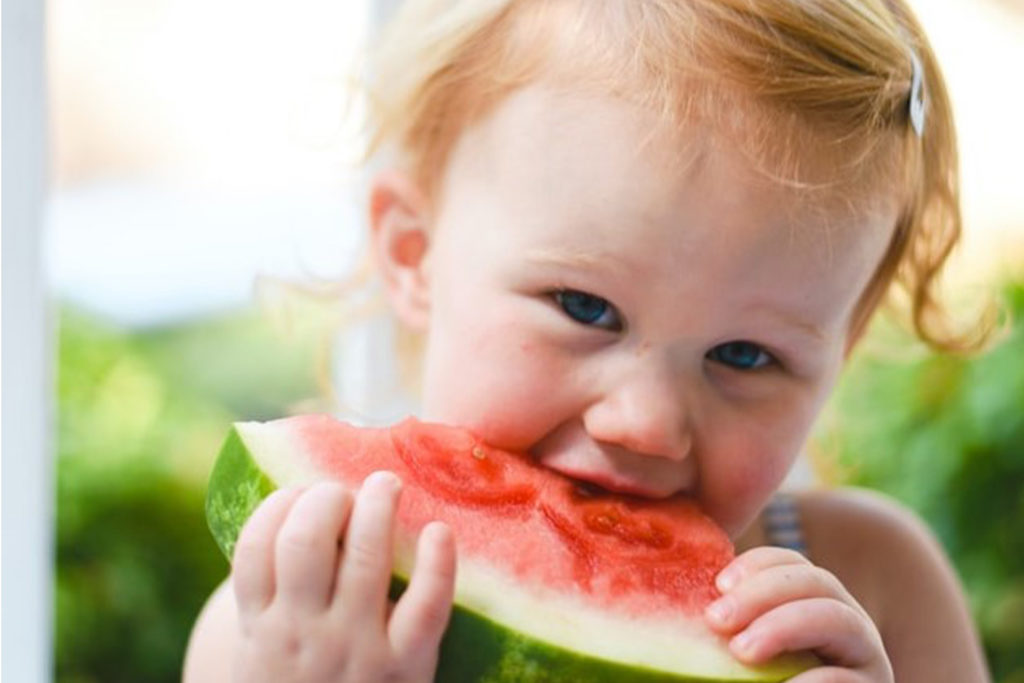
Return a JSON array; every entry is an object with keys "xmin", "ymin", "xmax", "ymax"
[
  {"xmin": 705, "ymin": 596, "xmax": 734, "ymax": 625},
  {"xmin": 367, "ymin": 470, "xmax": 401, "ymax": 492},
  {"xmin": 716, "ymin": 566, "xmax": 741, "ymax": 592},
  {"xmin": 731, "ymin": 631, "xmax": 757, "ymax": 658},
  {"xmin": 426, "ymin": 521, "xmax": 452, "ymax": 544}
]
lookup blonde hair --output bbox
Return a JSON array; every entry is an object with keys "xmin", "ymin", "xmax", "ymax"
[{"xmin": 362, "ymin": 0, "xmax": 997, "ymax": 354}]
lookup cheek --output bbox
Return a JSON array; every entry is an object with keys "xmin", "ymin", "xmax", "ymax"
[
  {"xmin": 421, "ymin": 310, "xmax": 575, "ymax": 451},
  {"xmin": 698, "ymin": 400, "xmax": 819, "ymax": 536},
  {"xmin": 703, "ymin": 439, "xmax": 795, "ymax": 536}
]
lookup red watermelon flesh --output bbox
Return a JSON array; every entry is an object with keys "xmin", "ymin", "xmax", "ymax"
[
  {"xmin": 207, "ymin": 415, "xmax": 814, "ymax": 681},
  {"xmin": 294, "ymin": 415, "xmax": 732, "ymax": 618}
]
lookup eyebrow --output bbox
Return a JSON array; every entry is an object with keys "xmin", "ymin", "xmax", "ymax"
[
  {"xmin": 523, "ymin": 247, "xmax": 632, "ymax": 278},
  {"xmin": 754, "ymin": 306, "xmax": 828, "ymax": 343}
]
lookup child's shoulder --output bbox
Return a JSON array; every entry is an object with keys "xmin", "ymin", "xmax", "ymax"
[
  {"xmin": 741, "ymin": 487, "xmax": 945, "ymax": 616},
  {"xmin": 793, "ymin": 487, "xmax": 990, "ymax": 679},
  {"xmin": 798, "ymin": 486, "xmax": 935, "ymax": 560},
  {"xmin": 736, "ymin": 487, "xmax": 990, "ymax": 680},
  {"xmin": 796, "ymin": 487, "xmax": 950, "ymax": 607},
  {"xmin": 183, "ymin": 579, "xmax": 238, "ymax": 683}
]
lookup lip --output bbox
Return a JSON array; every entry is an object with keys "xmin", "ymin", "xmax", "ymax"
[
  {"xmin": 541, "ymin": 462, "xmax": 680, "ymax": 498},
  {"xmin": 529, "ymin": 427, "xmax": 695, "ymax": 500}
]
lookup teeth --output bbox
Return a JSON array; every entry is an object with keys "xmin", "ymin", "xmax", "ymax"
[{"xmin": 572, "ymin": 481, "xmax": 608, "ymax": 499}]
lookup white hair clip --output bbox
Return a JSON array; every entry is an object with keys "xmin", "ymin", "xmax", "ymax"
[{"xmin": 909, "ymin": 51, "xmax": 926, "ymax": 137}]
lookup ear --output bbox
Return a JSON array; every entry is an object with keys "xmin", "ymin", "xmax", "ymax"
[{"xmin": 369, "ymin": 170, "xmax": 433, "ymax": 330}]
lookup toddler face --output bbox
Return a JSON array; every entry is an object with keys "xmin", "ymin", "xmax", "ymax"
[{"xmin": 408, "ymin": 86, "xmax": 895, "ymax": 537}]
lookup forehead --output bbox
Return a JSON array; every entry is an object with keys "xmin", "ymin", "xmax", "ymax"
[
  {"xmin": 441, "ymin": 84, "xmax": 898, "ymax": 251},
  {"xmin": 436, "ymin": 85, "xmax": 898, "ymax": 325}
]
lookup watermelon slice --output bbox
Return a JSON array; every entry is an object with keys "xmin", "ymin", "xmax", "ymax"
[{"xmin": 206, "ymin": 415, "xmax": 812, "ymax": 682}]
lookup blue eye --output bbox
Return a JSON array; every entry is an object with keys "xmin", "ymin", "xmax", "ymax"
[
  {"xmin": 554, "ymin": 290, "xmax": 622, "ymax": 331},
  {"xmin": 707, "ymin": 341, "xmax": 774, "ymax": 370}
]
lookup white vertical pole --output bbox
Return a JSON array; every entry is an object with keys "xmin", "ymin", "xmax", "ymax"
[
  {"xmin": 332, "ymin": 0, "xmax": 416, "ymax": 426},
  {"xmin": 2, "ymin": 0, "xmax": 53, "ymax": 677},
  {"xmin": 372, "ymin": 0, "xmax": 404, "ymax": 28}
]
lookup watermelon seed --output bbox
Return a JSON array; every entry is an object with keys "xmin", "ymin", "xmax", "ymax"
[{"xmin": 471, "ymin": 446, "xmax": 486, "ymax": 460}]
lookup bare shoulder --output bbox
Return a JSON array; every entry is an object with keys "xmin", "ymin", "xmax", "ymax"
[
  {"xmin": 795, "ymin": 488, "xmax": 942, "ymax": 593},
  {"xmin": 795, "ymin": 487, "xmax": 991, "ymax": 682},
  {"xmin": 182, "ymin": 579, "xmax": 239, "ymax": 683},
  {"xmin": 795, "ymin": 487, "xmax": 966, "ymax": 623}
]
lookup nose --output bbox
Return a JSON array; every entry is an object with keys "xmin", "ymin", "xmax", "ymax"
[{"xmin": 581, "ymin": 356, "xmax": 693, "ymax": 462}]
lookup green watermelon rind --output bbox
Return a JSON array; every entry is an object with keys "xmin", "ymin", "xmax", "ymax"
[
  {"xmin": 206, "ymin": 428, "xmax": 278, "ymax": 562},
  {"xmin": 430, "ymin": 602, "xmax": 772, "ymax": 683},
  {"xmin": 206, "ymin": 424, "xmax": 812, "ymax": 682}
]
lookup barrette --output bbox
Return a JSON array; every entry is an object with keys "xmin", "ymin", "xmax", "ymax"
[{"xmin": 908, "ymin": 50, "xmax": 926, "ymax": 137}]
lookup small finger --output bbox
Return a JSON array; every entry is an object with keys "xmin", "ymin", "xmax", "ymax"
[
  {"xmin": 232, "ymin": 487, "xmax": 304, "ymax": 619},
  {"xmin": 337, "ymin": 471, "xmax": 403, "ymax": 625},
  {"xmin": 274, "ymin": 482, "xmax": 354, "ymax": 613},
  {"xmin": 705, "ymin": 563, "xmax": 855, "ymax": 634},
  {"xmin": 728, "ymin": 598, "xmax": 883, "ymax": 671},
  {"xmin": 715, "ymin": 546, "xmax": 809, "ymax": 592},
  {"xmin": 389, "ymin": 521, "xmax": 457, "ymax": 662}
]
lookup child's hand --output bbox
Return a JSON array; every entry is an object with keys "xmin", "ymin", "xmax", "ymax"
[
  {"xmin": 704, "ymin": 547, "xmax": 893, "ymax": 683},
  {"xmin": 229, "ymin": 473, "xmax": 456, "ymax": 683}
]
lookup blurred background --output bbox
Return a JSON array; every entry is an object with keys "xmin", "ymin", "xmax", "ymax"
[{"xmin": 15, "ymin": 0, "xmax": 1024, "ymax": 680}]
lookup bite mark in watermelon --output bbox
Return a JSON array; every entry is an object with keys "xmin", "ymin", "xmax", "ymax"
[{"xmin": 206, "ymin": 415, "xmax": 813, "ymax": 682}]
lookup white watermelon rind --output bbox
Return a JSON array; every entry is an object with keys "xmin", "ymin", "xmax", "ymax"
[{"xmin": 206, "ymin": 422, "xmax": 815, "ymax": 682}]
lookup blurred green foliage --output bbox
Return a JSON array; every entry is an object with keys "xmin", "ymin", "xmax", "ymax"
[
  {"xmin": 55, "ymin": 306, "xmax": 321, "ymax": 683},
  {"xmin": 820, "ymin": 279, "xmax": 1024, "ymax": 682},
  {"xmin": 55, "ymin": 280, "xmax": 1024, "ymax": 682}
]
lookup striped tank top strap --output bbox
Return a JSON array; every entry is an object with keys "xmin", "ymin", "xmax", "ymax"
[{"xmin": 761, "ymin": 493, "xmax": 807, "ymax": 556}]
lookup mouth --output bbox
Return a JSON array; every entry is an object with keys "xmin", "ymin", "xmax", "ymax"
[
  {"xmin": 544, "ymin": 463, "xmax": 681, "ymax": 499},
  {"xmin": 529, "ymin": 431, "xmax": 695, "ymax": 500}
]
